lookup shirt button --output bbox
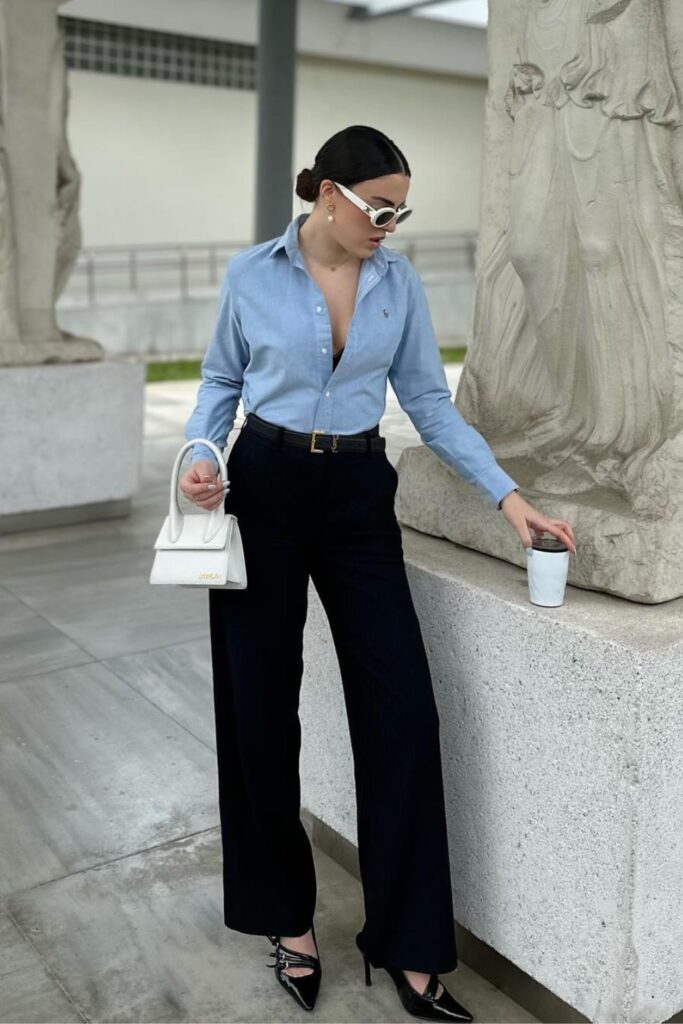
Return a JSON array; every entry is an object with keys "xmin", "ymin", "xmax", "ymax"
[
  {"xmin": 325, "ymin": 391, "xmax": 330, "ymax": 397},
  {"xmin": 321, "ymin": 347, "xmax": 327, "ymax": 353},
  {"xmin": 316, "ymin": 305, "xmax": 322, "ymax": 313}
]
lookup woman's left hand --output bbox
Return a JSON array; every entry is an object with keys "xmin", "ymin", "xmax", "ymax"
[{"xmin": 499, "ymin": 490, "xmax": 577, "ymax": 554}]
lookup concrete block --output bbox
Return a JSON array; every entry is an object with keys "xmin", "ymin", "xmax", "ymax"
[
  {"xmin": 0, "ymin": 359, "xmax": 144, "ymax": 528},
  {"xmin": 300, "ymin": 526, "xmax": 683, "ymax": 1023}
]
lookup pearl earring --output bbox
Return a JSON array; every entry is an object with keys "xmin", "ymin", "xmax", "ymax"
[{"xmin": 326, "ymin": 203, "xmax": 335, "ymax": 223}]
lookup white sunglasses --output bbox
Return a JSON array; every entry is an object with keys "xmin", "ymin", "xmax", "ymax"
[{"xmin": 333, "ymin": 181, "xmax": 412, "ymax": 228}]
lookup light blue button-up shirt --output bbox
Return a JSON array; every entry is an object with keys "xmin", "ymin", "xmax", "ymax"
[{"xmin": 184, "ymin": 212, "xmax": 519, "ymax": 508}]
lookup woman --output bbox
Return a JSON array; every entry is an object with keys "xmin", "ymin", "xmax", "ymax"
[{"xmin": 181, "ymin": 125, "xmax": 576, "ymax": 1021}]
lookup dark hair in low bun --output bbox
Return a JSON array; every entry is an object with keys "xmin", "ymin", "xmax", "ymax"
[
  {"xmin": 295, "ymin": 167, "xmax": 317, "ymax": 203},
  {"xmin": 295, "ymin": 124, "xmax": 410, "ymax": 204}
]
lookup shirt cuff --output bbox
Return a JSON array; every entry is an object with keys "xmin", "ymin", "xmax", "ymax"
[
  {"xmin": 189, "ymin": 444, "xmax": 221, "ymax": 468},
  {"xmin": 468, "ymin": 461, "xmax": 520, "ymax": 509}
]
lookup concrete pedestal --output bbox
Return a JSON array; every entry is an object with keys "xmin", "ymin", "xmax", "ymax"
[
  {"xmin": 300, "ymin": 526, "xmax": 683, "ymax": 1023},
  {"xmin": 0, "ymin": 360, "xmax": 144, "ymax": 532}
]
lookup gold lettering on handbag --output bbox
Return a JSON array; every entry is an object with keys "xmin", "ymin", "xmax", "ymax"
[{"xmin": 199, "ymin": 572, "xmax": 222, "ymax": 579}]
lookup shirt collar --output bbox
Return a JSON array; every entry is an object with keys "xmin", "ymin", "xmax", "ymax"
[{"xmin": 268, "ymin": 211, "xmax": 401, "ymax": 268}]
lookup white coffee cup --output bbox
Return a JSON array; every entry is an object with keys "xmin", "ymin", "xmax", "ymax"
[{"xmin": 526, "ymin": 532, "xmax": 570, "ymax": 607}]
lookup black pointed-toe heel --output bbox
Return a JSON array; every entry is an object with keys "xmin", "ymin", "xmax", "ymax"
[
  {"xmin": 266, "ymin": 922, "xmax": 322, "ymax": 1012},
  {"xmin": 361, "ymin": 952, "xmax": 474, "ymax": 1022}
]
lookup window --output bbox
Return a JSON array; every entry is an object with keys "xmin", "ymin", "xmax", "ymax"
[{"xmin": 59, "ymin": 16, "xmax": 257, "ymax": 91}]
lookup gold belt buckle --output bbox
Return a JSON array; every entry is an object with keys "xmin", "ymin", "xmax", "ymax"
[
  {"xmin": 310, "ymin": 430, "xmax": 325, "ymax": 453},
  {"xmin": 310, "ymin": 430, "xmax": 340, "ymax": 453}
]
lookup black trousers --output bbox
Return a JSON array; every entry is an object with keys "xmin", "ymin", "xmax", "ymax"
[{"xmin": 208, "ymin": 413, "xmax": 458, "ymax": 974}]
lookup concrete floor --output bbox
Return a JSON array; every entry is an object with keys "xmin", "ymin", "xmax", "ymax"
[{"xmin": 0, "ymin": 369, "xmax": 539, "ymax": 1023}]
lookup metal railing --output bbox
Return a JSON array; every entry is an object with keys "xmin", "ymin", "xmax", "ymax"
[{"xmin": 58, "ymin": 231, "xmax": 479, "ymax": 307}]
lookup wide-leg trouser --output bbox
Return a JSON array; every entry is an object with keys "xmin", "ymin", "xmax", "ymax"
[{"xmin": 207, "ymin": 414, "xmax": 458, "ymax": 973}]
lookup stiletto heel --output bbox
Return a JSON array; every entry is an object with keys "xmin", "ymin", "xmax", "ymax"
[
  {"xmin": 363, "ymin": 952, "xmax": 372, "ymax": 986},
  {"xmin": 266, "ymin": 922, "xmax": 322, "ymax": 1012}
]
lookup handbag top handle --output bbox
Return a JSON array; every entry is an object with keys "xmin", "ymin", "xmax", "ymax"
[{"xmin": 169, "ymin": 438, "xmax": 229, "ymax": 544}]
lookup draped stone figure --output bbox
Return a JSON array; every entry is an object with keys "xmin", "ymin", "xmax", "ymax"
[
  {"xmin": 0, "ymin": 0, "xmax": 102, "ymax": 365},
  {"xmin": 54, "ymin": 22, "xmax": 84, "ymax": 304},
  {"xmin": 394, "ymin": 0, "xmax": 683, "ymax": 599},
  {"xmin": 455, "ymin": 0, "xmax": 683, "ymax": 519},
  {"xmin": 0, "ymin": 45, "xmax": 19, "ymax": 345}
]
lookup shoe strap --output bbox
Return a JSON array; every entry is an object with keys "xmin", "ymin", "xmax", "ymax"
[
  {"xmin": 267, "ymin": 939, "xmax": 319, "ymax": 970},
  {"xmin": 423, "ymin": 973, "xmax": 441, "ymax": 1001}
]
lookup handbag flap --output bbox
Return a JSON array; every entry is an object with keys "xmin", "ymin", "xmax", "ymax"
[{"xmin": 153, "ymin": 512, "xmax": 233, "ymax": 550}]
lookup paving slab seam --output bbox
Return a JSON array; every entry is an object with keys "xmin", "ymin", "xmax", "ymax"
[{"xmin": 8, "ymin": 825, "xmax": 223, "ymax": 897}]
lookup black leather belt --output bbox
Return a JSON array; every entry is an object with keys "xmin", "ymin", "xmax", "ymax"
[{"xmin": 243, "ymin": 412, "xmax": 386, "ymax": 453}]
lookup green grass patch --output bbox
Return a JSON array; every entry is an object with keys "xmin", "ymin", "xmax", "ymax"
[
  {"xmin": 146, "ymin": 359, "xmax": 202, "ymax": 382},
  {"xmin": 440, "ymin": 346, "xmax": 467, "ymax": 363},
  {"xmin": 145, "ymin": 345, "xmax": 467, "ymax": 383}
]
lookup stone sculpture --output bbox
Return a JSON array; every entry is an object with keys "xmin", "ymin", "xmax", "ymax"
[
  {"xmin": 394, "ymin": 0, "xmax": 683, "ymax": 600},
  {"xmin": 0, "ymin": 0, "xmax": 102, "ymax": 366},
  {"xmin": 0, "ymin": 42, "xmax": 19, "ymax": 345},
  {"xmin": 457, "ymin": 0, "xmax": 683, "ymax": 518}
]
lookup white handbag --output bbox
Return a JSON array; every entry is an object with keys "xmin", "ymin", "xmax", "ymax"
[{"xmin": 149, "ymin": 438, "xmax": 247, "ymax": 589}]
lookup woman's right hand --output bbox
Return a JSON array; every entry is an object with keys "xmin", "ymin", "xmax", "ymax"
[{"xmin": 179, "ymin": 459, "xmax": 229, "ymax": 511}]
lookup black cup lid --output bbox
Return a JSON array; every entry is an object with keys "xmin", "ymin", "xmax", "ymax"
[{"xmin": 531, "ymin": 533, "xmax": 568, "ymax": 552}]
